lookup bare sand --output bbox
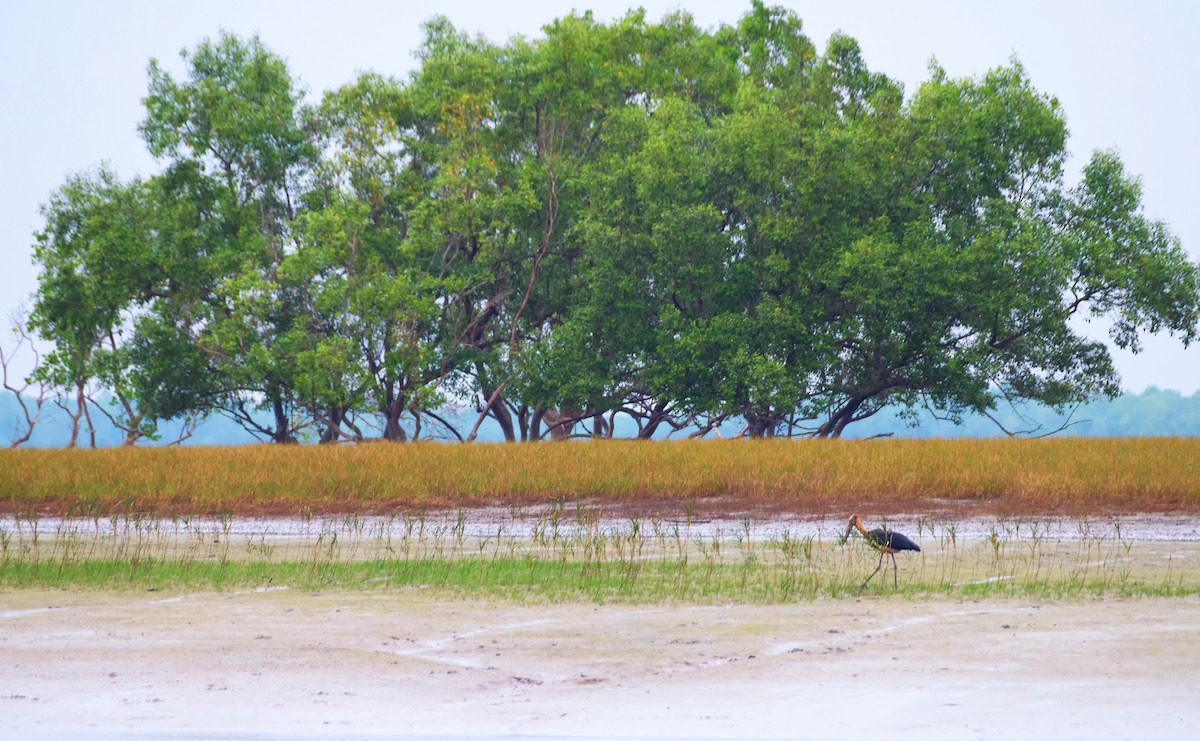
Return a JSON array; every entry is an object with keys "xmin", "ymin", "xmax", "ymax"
[{"xmin": 2, "ymin": 588, "xmax": 1198, "ymax": 740}]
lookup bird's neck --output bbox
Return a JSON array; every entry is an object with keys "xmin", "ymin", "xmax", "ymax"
[{"xmin": 852, "ymin": 515, "xmax": 870, "ymax": 537}]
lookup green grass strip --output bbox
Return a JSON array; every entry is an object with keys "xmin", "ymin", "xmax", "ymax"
[{"xmin": 2, "ymin": 556, "xmax": 1194, "ymax": 601}]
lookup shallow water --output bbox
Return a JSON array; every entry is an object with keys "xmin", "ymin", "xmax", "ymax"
[
  {"xmin": 4, "ymin": 508, "xmax": 1195, "ymax": 549},
  {"xmin": 4, "ymin": 510, "xmax": 1198, "ymax": 542}
]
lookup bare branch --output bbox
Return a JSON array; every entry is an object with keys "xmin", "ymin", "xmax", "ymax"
[
  {"xmin": 1, "ymin": 309, "xmax": 50, "ymax": 448},
  {"xmin": 980, "ymin": 399, "xmax": 1089, "ymax": 439},
  {"xmin": 165, "ymin": 414, "xmax": 200, "ymax": 447},
  {"xmin": 418, "ymin": 408, "xmax": 466, "ymax": 442},
  {"xmin": 466, "ymin": 377, "xmax": 511, "ymax": 443}
]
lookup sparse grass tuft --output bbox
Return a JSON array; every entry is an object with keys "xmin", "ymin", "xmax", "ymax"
[{"xmin": 1, "ymin": 510, "xmax": 1194, "ymax": 601}]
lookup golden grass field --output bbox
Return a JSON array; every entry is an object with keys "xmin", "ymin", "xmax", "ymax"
[{"xmin": 1, "ymin": 437, "xmax": 1198, "ymax": 516}]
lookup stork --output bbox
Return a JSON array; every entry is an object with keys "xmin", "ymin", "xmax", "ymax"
[{"xmin": 837, "ymin": 514, "xmax": 921, "ymax": 589}]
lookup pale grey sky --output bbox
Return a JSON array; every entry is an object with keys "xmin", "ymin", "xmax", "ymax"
[{"xmin": 2, "ymin": 0, "xmax": 1197, "ymax": 391}]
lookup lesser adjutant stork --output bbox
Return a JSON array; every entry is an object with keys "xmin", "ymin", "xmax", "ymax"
[{"xmin": 838, "ymin": 514, "xmax": 921, "ymax": 589}]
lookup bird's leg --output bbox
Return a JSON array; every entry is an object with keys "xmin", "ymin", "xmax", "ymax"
[
  {"xmin": 860, "ymin": 551, "xmax": 885, "ymax": 590},
  {"xmin": 891, "ymin": 553, "xmax": 899, "ymax": 588}
]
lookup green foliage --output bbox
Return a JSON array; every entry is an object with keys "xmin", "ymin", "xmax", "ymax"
[
  {"xmin": 25, "ymin": 5, "xmax": 1200, "ymax": 445},
  {"xmin": 29, "ymin": 166, "xmax": 160, "ymax": 444}
]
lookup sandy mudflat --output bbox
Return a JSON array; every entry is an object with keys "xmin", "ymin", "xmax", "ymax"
[{"xmin": 1, "ymin": 589, "xmax": 1197, "ymax": 740}]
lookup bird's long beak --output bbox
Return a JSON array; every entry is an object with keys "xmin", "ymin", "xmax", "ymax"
[{"xmin": 837, "ymin": 521, "xmax": 854, "ymax": 545}]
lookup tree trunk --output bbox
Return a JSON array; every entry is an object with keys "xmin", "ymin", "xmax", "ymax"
[
  {"xmin": 815, "ymin": 394, "xmax": 870, "ymax": 439},
  {"xmin": 272, "ymin": 397, "xmax": 297, "ymax": 444},
  {"xmin": 744, "ymin": 412, "xmax": 780, "ymax": 439},
  {"xmin": 542, "ymin": 408, "xmax": 581, "ymax": 440},
  {"xmin": 82, "ymin": 397, "xmax": 97, "ymax": 448},
  {"xmin": 121, "ymin": 416, "xmax": 145, "ymax": 447},
  {"xmin": 488, "ymin": 394, "xmax": 516, "ymax": 442},
  {"xmin": 65, "ymin": 382, "xmax": 86, "ymax": 448},
  {"xmin": 468, "ymin": 379, "xmax": 515, "ymax": 442},
  {"xmin": 637, "ymin": 401, "xmax": 672, "ymax": 440},
  {"xmin": 529, "ymin": 408, "xmax": 546, "ymax": 441},
  {"xmin": 590, "ymin": 410, "xmax": 610, "ymax": 438},
  {"xmin": 319, "ymin": 405, "xmax": 345, "ymax": 444},
  {"xmin": 514, "ymin": 404, "xmax": 530, "ymax": 442},
  {"xmin": 382, "ymin": 396, "xmax": 408, "ymax": 441}
]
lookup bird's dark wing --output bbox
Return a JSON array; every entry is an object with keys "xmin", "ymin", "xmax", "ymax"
[
  {"xmin": 884, "ymin": 531, "xmax": 921, "ymax": 552},
  {"xmin": 865, "ymin": 529, "xmax": 890, "ymax": 550}
]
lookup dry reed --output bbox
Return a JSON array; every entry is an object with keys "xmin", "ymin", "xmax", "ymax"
[{"xmin": 1, "ymin": 438, "xmax": 1197, "ymax": 516}]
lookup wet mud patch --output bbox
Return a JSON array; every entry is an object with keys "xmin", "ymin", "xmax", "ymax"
[{"xmin": 0, "ymin": 589, "xmax": 1197, "ymax": 739}]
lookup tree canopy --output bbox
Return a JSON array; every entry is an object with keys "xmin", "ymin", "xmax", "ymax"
[{"xmin": 23, "ymin": 2, "xmax": 1200, "ymax": 444}]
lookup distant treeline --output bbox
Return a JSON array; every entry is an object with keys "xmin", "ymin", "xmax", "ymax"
[
  {"xmin": 2, "ymin": 387, "xmax": 1198, "ymax": 447},
  {"xmin": 9, "ymin": 2, "xmax": 1198, "ymax": 446}
]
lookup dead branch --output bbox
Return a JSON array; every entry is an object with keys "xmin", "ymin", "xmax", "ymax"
[{"xmin": 1, "ymin": 309, "xmax": 50, "ymax": 448}]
